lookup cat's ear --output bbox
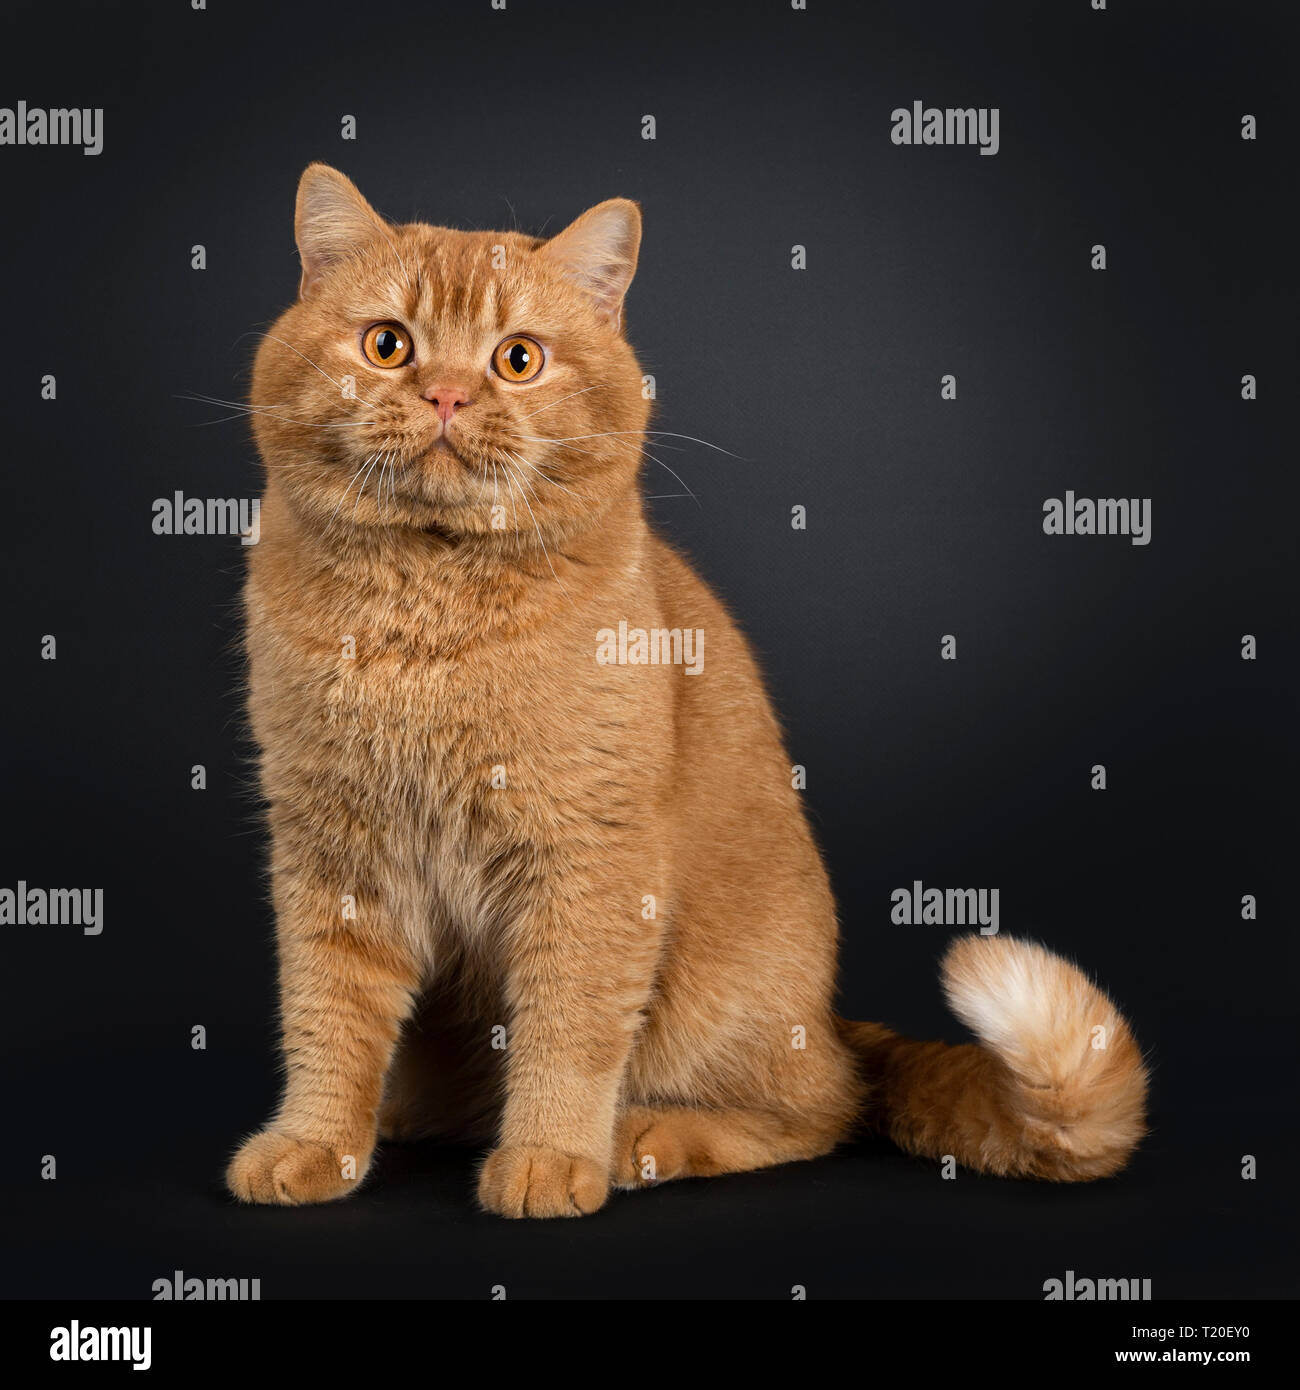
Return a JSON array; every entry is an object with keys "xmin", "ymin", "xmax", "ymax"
[
  {"xmin": 294, "ymin": 163, "xmax": 390, "ymax": 298},
  {"xmin": 537, "ymin": 199, "xmax": 641, "ymax": 331}
]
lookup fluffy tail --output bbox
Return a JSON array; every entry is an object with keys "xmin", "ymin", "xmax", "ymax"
[{"xmin": 837, "ymin": 936, "xmax": 1148, "ymax": 1181}]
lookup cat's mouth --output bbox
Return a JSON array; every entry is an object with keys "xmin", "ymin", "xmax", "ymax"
[{"xmin": 420, "ymin": 429, "xmax": 474, "ymax": 470}]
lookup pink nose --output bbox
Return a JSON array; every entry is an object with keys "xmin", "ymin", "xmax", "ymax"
[{"xmin": 422, "ymin": 384, "xmax": 471, "ymax": 423}]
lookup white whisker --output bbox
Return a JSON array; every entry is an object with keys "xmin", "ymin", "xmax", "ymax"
[
  {"xmin": 377, "ymin": 453, "xmax": 390, "ymax": 519},
  {"xmin": 641, "ymin": 447, "xmax": 700, "ymax": 507},
  {"xmin": 352, "ymin": 451, "xmax": 383, "ymax": 517},
  {"xmin": 239, "ymin": 332, "xmax": 382, "ymax": 408},
  {"xmin": 516, "ymin": 385, "xmax": 605, "ymax": 421},
  {"xmin": 502, "ymin": 457, "xmax": 570, "ymax": 602},
  {"xmin": 504, "ymin": 449, "xmax": 583, "ymax": 500},
  {"xmin": 515, "ymin": 429, "xmax": 740, "ymax": 458},
  {"xmin": 329, "ymin": 453, "xmax": 376, "ymax": 525},
  {"xmin": 178, "ymin": 392, "xmax": 375, "ymax": 429}
]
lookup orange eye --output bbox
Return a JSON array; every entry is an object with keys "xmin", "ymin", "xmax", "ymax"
[
  {"xmin": 361, "ymin": 322, "xmax": 413, "ymax": 368},
  {"xmin": 492, "ymin": 335, "xmax": 544, "ymax": 383}
]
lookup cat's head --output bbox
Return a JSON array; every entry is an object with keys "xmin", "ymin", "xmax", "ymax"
[{"xmin": 251, "ymin": 163, "xmax": 649, "ymax": 542}]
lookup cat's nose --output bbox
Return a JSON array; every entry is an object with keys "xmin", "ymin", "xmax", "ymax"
[{"xmin": 422, "ymin": 384, "xmax": 472, "ymax": 423}]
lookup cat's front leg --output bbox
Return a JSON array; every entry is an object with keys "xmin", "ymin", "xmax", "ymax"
[
  {"xmin": 226, "ymin": 868, "xmax": 421, "ymax": 1206},
  {"xmin": 478, "ymin": 847, "xmax": 662, "ymax": 1219}
]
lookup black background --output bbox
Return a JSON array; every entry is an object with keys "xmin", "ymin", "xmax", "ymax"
[{"xmin": 1, "ymin": 0, "xmax": 1295, "ymax": 1301}]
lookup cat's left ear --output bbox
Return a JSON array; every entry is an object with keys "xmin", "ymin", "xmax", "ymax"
[{"xmin": 536, "ymin": 199, "xmax": 641, "ymax": 331}]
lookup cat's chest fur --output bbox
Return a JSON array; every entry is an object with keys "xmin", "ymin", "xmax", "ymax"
[{"xmin": 245, "ymin": 506, "xmax": 670, "ymax": 943}]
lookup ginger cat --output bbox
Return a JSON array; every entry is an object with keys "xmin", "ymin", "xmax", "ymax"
[{"xmin": 226, "ymin": 165, "xmax": 1148, "ymax": 1217}]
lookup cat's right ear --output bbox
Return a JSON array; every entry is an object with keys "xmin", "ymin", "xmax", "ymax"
[{"xmin": 294, "ymin": 164, "xmax": 390, "ymax": 299}]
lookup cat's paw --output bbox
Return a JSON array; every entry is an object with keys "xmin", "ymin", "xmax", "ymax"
[
  {"xmin": 225, "ymin": 1129, "xmax": 367, "ymax": 1206},
  {"xmin": 477, "ymin": 1144, "xmax": 608, "ymax": 1218}
]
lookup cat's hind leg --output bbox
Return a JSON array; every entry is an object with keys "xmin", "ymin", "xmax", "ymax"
[{"xmin": 610, "ymin": 1103, "xmax": 847, "ymax": 1189}]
